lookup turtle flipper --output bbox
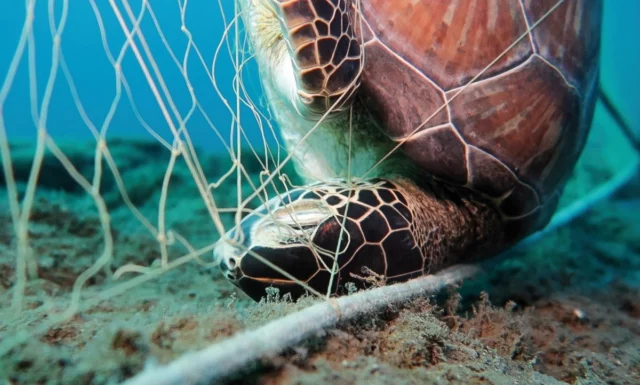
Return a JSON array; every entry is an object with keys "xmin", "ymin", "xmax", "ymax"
[{"xmin": 272, "ymin": 0, "xmax": 362, "ymax": 118}]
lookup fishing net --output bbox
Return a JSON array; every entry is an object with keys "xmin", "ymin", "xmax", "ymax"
[
  {"xmin": 0, "ymin": 0, "xmax": 637, "ymax": 382},
  {"xmin": 0, "ymin": 0, "xmax": 301, "ymax": 350}
]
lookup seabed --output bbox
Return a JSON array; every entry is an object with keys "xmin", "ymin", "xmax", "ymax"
[{"xmin": 0, "ymin": 104, "xmax": 639, "ymax": 385}]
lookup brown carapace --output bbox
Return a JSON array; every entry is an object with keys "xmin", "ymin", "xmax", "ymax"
[
  {"xmin": 215, "ymin": 0, "xmax": 603, "ymax": 301},
  {"xmin": 358, "ymin": 0, "xmax": 601, "ymax": 236}
]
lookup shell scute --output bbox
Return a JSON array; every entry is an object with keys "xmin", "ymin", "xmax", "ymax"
[{"xmin": 357, "ymin": 0, "xmax": 601, "ymax": 227}]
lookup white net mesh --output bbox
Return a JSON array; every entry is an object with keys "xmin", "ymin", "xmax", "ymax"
[
  {"xmin": 0, "ymin": 0, "xmax": 310, "ymax": 351},
  {"xmin": 0, "ymin": 1, "xmax": 638, "ymax": 381}
]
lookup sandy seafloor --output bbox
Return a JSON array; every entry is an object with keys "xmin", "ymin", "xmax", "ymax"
[{"xmin": 0, "ymin": 114, "xmax": 639, "ymax": 385}]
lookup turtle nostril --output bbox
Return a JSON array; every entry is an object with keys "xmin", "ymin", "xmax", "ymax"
[
  {"xmin": 220, "ymin": 258, "xmax": 239, "ymax": 282},
  {"xmin": 219, "ymin": 257, "xmax": 237, "ymax": 275}
]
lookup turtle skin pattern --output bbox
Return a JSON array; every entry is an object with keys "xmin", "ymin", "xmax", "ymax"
[
  {"xmin": 272, "ymin": 0, "xmax": 362, "ymax": 114},
  {"xmin": 220, "ymin": 1, "xmax": 603, "ymax": 300},
  {"xmin": 220, "ymin": 180, "xmax": 427, "ymax": 301}
]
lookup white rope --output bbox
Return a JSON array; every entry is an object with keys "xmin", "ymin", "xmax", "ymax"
[
  {"xmin": 120, "ymin": 264, "xmax": 478, "ymax": 385},
  {"xmin": 518, "ymin": 158, "xmax": 639, "ymax": 249},
  {"xmin": 116, "ymin": 28, "xmax": 640, "ymax": 382},
  {"xmin": 119, "ymin": 159, "xmax": 638, "ymax": 385}
]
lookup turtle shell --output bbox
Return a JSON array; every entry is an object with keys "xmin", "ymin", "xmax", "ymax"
[{"xmin": 358, "ymin": 0, "xmax": 602, "ymax": 238}]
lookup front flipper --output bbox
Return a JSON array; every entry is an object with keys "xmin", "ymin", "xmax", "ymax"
[{"xmin": 272, "ymin": 0, "xmax": 362, "ymax": 118}]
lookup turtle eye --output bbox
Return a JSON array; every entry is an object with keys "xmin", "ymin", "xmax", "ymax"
[
  {"xmin": 289, "ymin": 223, "xmax": 317, "ymax": 231},
  {"xmin": 251, "ymin": 200, "xmax": 332, "ymax": 248}
]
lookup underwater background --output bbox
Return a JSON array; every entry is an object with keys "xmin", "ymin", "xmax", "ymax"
[
  {"xmin": 1, "ymin": 1, "xmax": 639, "ymax": 146},
  {"xmin": 0, "ymin": 1, "xmax": 639, "ymax": 384},
  {"xmin": 0, "ymin": 0, "xmax": 274, "ymax": 151}
]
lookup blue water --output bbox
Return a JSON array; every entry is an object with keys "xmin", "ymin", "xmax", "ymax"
[
  {"xmin": 0, "ymin": 0, "xmax": 267, "ymax": 153},
  {"xmin": 0, "ymin": 1, "xmax": 638, "ymax": 153},
  {"xmin": 600, "ymin": 0, "xmax": 640, "ymax": 132}
]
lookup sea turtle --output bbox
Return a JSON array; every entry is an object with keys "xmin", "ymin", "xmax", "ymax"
[{"xmin": 214, "ymin": 0, "xmax": 602, "ymax": 301}]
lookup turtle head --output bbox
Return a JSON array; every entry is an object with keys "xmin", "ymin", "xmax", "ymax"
[
  {"xmin": 214, "ymin": 180, "xmax": 420, "ymax": 301},
  {"xmin": 240, "ymin": 0, "xmax": 363, "ymax": 120},
  {"xmin": 214, "ymin": 186, "xmax": 336, "ymax": 301}
]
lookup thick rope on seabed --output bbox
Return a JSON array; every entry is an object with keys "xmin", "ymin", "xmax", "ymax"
[
  {"xmin": 517, "ymin": 158, "xmax": 639, "ymax": 249},
  {"xmin": 120, "ymin": 157, "xmax": 639, "ymax": 385},
  {"xmin": 121, "ymin": 265, "xmax": 479, "ymax": 385},
  {"xmin": 121, "ymin": 89, "xmax": 640, "ymax": 385}
]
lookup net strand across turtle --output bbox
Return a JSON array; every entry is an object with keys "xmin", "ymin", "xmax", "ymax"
[{"xmin": 214, "ymin": 0, "xmax": 602, "ymax": 302}]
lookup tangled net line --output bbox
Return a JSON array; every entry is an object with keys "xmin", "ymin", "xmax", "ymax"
[{"xmin": 0, "ymin": 0, "xmax": 638, "ymax": 381}]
